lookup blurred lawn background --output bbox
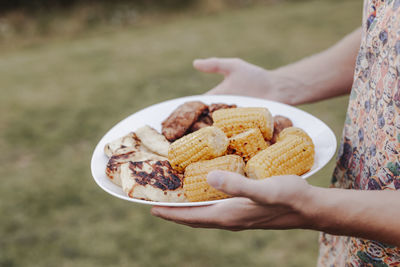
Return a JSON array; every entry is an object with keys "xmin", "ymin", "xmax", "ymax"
[{"xmin": 0, "ymin": 0, "xmax": 362, "ymax": 266}]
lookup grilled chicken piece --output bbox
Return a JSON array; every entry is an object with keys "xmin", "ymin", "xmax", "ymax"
[
  {"xmin": 135, "ymin": 125, "xmax": 170, "ymax": 157},
  {"xmin": 104, "ymin": 132, "xmax": 145, "ymax": 158},
  {"xmin": 104, "ymin": 130, "xmax": 166, "ymax": 186},
  {"xmin": 106, "ymin": 151, "xmax": 166, "ymax": 186},
  {"xmin": 120, "ymin": 160, "xmax": 186, "ymax": 202},
  {"xmin": 161, "ymin": 101, "xmax": 208, "ymax": 141}
]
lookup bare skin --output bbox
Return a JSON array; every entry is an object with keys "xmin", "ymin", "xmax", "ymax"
[
  {"xmin": 151, "ymin": 28, "xmax": 400, "ymax": 247},
  {"xmin": 197, "ymin": 28, "xmax": 361, "ymax": 105},
  {"xmin": 152, "ymin": 171, "xmax": 400, "ymax": 246}
]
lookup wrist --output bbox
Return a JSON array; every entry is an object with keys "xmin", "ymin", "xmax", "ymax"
[
  {"xmin": 268, "ymin": 68, "xmax": 309, "ymax": 105},
  {"xmin": 292, "ymin": 184, "xmax": 325, "ymax": 230}
]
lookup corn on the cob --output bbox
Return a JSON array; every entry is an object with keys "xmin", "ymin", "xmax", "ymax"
[
  {"xmin": 184, "ymin": 155, "xmax": 245, "ymax": 202},
  {"xmin": 245, "ymin": 130, "xmax": 314, "ymax": 179},
  {"xmin": 277, "ymin": 127, "xmax": 313, "ymax": 145},
  {"xmin": 168, "ymin": 126, "xmax": 228, "ymax": 172},
  {"xmin": 227, "ymin": 128, "xmax": 269, "ymax": 162},
  {"xmin": 212, "ymin": 107, "xmax": 274, "ymax": 140}
]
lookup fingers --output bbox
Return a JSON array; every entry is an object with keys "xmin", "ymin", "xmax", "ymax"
[
  {"xmin": 207, "ymin": 170, "xmax": 278, "ymax": 204},
  {"xmin": 193, "ymin": 58, "xmax": 240, "ymax": 76},
  {"xmin": 151, "ymin": 198, "xmax": 253, "ymax": 230},
  {"xmin": 152, "ymin": 205, "xmax": 215, "ymax": 219},
  {"xmin": 151, "ymin": 204, "xmax": 221, "ymax": 227}
]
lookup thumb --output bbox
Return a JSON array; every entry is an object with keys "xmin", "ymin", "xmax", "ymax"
[
  {"xmin": 193, "ymin": 58, "xmax": 237, "ymax": 76},
  {"xmin": 207, "ymin": 170, "xmax": 272, "ymax": 203}
]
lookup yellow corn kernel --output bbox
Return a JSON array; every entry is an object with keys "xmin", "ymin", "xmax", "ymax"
[
  {"xmin": 212, "ymin": 107, "xmax": 274, "ymax": 140},
  {"xmin": 168, "ymin": 126, "xmax": 228, "ymax": 172},
  {"xmin": 227, "ymin": 128, "xmax": 269, "ymax": 162},
  {"xmin": 245, "ymin": 133, "xmax": 315, "ymax": 179},
  {"xmin": 184, "ymin": 155, "xmax": 245, "ymax": 202}
]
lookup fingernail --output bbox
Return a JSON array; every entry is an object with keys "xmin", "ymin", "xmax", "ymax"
[{"xmin": 207, "ymin": 171, "xmax": 224, "ymax": 189}]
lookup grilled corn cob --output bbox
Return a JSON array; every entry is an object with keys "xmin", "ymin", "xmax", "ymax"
[
  {"xmin": 184, "ymin": 155, "xmax": 245, "ymax": 202},
  {"xmin": 168, "ymin": 126, "xmax": 229, "ymax": 172},
  {"xmin": 245, "ymin": 129, "xmax": 314, "ymax": 179},
  {"xmin": 212, "ymin": 107, "xmax": 274, "ymax": 140},
  {"xmin": 277, "ymin": 127, "xmax": 313, "ymax": 144},
  {"xmin": 228, "ymin": 128, "xmax": 269, "ymax": 162}
]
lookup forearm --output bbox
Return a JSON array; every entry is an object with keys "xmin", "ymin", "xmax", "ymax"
[
  {"xmin": 303, "ymin": 186, "xmax": 400, "ymax": 246},
  {"xmin": 271, "ymin": 28, "xmax": 361, "ymax": 105}
]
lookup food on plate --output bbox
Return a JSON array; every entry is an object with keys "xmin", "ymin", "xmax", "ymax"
[
  {"xmin": 168, "ymin": 126, "xmax": 229, "ymax": 172},
  {"xmin": 120, "ymin": 160, "xmax": 186, "ymax": 202},
  {"xmin": 104, "ymin": 130, "xmax": 169, "ymax": 186},
  {"xmin": 271, "ymin": 115, "xmax": 293, "ymax": 143},
  {"xmin": 106, "ymin": 150, "xmax": 166, "ymax": 186},
  {"xmin": 104, "ymin": 132, "xmax": 143, "ymax": 158},
  {"xmin": 274, "ymin": 115, "xmax": 293, "ymax": 132},
  {"xmin": 135, "ymin": 125, "xmax": 170, "ymax": 157},
  {"xmin": 245, "ymin": 127, "xmax": 314, "ymax": 179},
  {"xmin": 212, "ymin": 107, "xmax": 274, "ymax": 140},
  {"xmin": 161, "ymin": 101, "xmax": 208, "ymax": 141},
  {"xmin": 188, "ymin": 112, "xmax": 213, "ymax": 133},
  {"xmin": 208, "ymin": 103, "xmax": 237, "ymax": 113},
  {"xmin": 277, "ymin": 126, "xmax": 311, "ymax": 143},
  {"xmin": 227, "ymin": 128, "xmax": 269, "ymax": 162},
  {"xmin": 187, "ymin": 103, "xmax": 237, "ymax": 133},
  {"xmin": 163, "ymin": 101, "xmax": 238, "ymax": 137},
  {"xmin": 183, "ymin": 155, "xmax": 245, "ymax": 202},
  {"xmin": 102, "ymin": 100, "xmax": 315, "ymax": 203}
]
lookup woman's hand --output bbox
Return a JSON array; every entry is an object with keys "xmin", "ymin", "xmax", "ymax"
[
  {"xmin": 151, "ymin": 170, "xmax": 313, "ymax": 231},
  {"xmin": 151, "ymin": 170, "xmax": 400, "ymax": 246},
  {"xmin": 194, "ymin": 58, "xmax": 298, "ymax": 104},
  {"xmin": 194, "ymin": 29, "xmax": 360, "ymax": 105}
]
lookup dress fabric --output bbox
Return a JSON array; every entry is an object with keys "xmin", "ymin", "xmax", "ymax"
[{"xmin": 317, "ymin": 0, "xmax": 400, "ymax": 266}]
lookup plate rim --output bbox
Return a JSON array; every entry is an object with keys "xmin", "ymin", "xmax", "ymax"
[{"xmin": 90, "ymin": 94, "xmax": 337, "ymax": 207}]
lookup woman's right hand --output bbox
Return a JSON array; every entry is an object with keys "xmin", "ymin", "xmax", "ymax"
[{"xmin": 194, "ymin": 57, "xmax": 297, "ymax": 104}]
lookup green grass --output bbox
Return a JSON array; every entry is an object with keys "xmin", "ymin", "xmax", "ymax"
[{"xmin": 0, "ymin": 0, "xmax": 361, "ymax": 266}]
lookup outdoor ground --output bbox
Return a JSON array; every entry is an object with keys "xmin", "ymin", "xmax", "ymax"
[{"xmin": 0, "ymin": 0, "xmax": 362, "ymax": 266}]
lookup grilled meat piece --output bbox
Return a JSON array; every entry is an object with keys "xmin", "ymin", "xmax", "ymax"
[
  {"xmin": 106, "ymin": 150, "xmax": 166, "ymax": 186},
  {"xmin": 161, "ymin": 101, "xmax": 208, "ymax": 141},
  {"xmin": 120, "ymin": 160, "xmax": 186, "ymax": 202},
  {"xmin": 104, "ymin": 131, "xmax": 167, "ymax": 186},
  {"xmin": 271, "ymin": 115, "xmax": 293, "ymax": 143},
  {"xmin": 104, "ymin": 132, "xmax": 143, "ymax": 158},
  {"xmin": 208, "ymin": 103, "xmax": 237, "ymax": 113},
  {"xmin": 188, "ymin": 114, "xmax": 213, "ymax": 132},
  {"xmin": 135, "ymin": 125, "xmax": 170, "ymax": 157},
  {"xmin": 187, "ymin": 103, "xmax": 237, "ymax": 134}
]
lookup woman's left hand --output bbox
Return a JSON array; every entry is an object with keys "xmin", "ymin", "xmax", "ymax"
[{"xmin": 151, "ymin": 170, "xmax": 314, "ymax": 231}]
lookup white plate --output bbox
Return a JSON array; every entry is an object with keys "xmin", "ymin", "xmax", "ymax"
[{"xmin": 91, "ymin": 95, "xmax": 337, "ymax": 207}]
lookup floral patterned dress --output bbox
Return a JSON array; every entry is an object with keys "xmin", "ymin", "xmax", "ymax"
[{"xmin": 317, "ymin": 0, "xmax": 400, "ymax": 266}]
